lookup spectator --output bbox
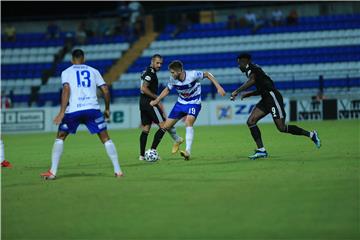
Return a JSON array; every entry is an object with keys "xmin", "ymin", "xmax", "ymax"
[
  {"xmin": 227, "ymin": 13, "xmax": 238, "ymax": 29},
  {"xmin": 128, "ymin": 1, "xmax": 143, "ymax": 26},
  {"xmin": 46, "ymin": 21, "xmax": 61, "ymax": 40},
  {"xmin": 95, "ymin": 20, "xmax": 112, "ymax": 39},
  {"xmin": 244, "ymin": 11, "xmax": 263, "ymax": 34},
  {"xmin": 171, "ymin": 14, "xmax": 191, "ymax": 38},
  {"xmin": 287, "ymin": 9, "xmax": 299, "ymax": 25},
  {"xmin": 1, "ymin": 90, "xmax": 12, "ymax": 109},
  {"xmin": 244, "ymin": 11, "xmax": 257, "ymax": 27},
  {"xmin": 116, "ymin": 1, "xmax": 131, "ymax": 19},
  {"xmin": 76, "ymin": 21, "xmax": 88, "ymax": 44},
  {"xmin": 271, "ymin": 9, "xmax": 283, "ymax": 26},
  {"xmin": 4, "ymin": 24, "xmax": 16, "ymax": 42}
]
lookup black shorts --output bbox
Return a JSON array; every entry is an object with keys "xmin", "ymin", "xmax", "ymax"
[
  {"xmin": 256, "ymin": 90, "xmax": 286, "ymax": 119},
  {"xmin": 140, "ymin": 104, "xmax": 166, "ymax": 126}
]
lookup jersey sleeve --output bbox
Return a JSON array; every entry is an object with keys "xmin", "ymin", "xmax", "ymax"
[
  {"xmin": 61, "ymin": 71, "xmax": 69, "ymax": 86},
  {"xmin": 194, "ymin": 70, "xmax": 204, "ymax": 81},
  {"xmin": 142, "ymin": 72, "xmax": 154, "ymax": 83},
  {"xmin": 167, "ymin": 77, "xmax": 174, "ymax": 90},
  {"xmin": 95, "ymin": 69, "xmax": 106, "ymax": 87}
]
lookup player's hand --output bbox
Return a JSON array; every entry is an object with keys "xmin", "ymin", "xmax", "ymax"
[
  {"xmin": 217, "ymin": 87, "xmax": 226, "ymax": 97},
  {"xmin": 53, "ymin": 112, "xmax": 64, "ymax": 125},
  {"xmin": 104, "ymin": 109, "xmax": 110, "ymax": 122},
  {"xmin": 150, "ymin": 99, "xmax": 159, "ymax": 106}
]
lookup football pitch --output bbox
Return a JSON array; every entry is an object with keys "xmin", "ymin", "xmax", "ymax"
[{"xmin": 1, "ymin": 120, "xmax": 359, "ymax": 240}]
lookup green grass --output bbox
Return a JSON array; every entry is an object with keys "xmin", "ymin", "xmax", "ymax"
[{"xmin": 1, "ymin": 120, "xmax": 359, "ymax": 240}]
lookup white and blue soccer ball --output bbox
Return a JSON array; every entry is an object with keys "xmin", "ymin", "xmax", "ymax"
[{"xmin": 145, "ymin": 149, "xmax": 159, "ymax": 162}]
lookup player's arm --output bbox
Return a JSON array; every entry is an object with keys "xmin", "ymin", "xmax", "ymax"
[
  {"xmin": 141, "ymin": 80, "xmax": 157, "ymax": 99},
  {"xmin": 150, "ymin": 87, "xmax": 170, "ymax": 106},
  {"xmin": 203, "ymin": 71, "xmax": 226, "ymax": 96},
  {"xmin": 240, "ymin": 90, "xmax": 260, "ymax": 100},
  {"xmin": 99, "ymin": 84, "xmax": 111, "ymax": 120},
  {"xmin": 230, "ymin": 73, "xmax": 256, "ymax": 100},
  {"xmin": 53, "ymin": 83, "xmax": 70, "ymax": 125}
]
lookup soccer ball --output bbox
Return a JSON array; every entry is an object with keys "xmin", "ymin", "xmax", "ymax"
[{"xmin": 144, "ymin": 149, "xmax": 159, "ymax": 162}]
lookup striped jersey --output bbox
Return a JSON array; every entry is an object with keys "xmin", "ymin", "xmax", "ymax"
[
  {"xmin": 167, "ymin": 70, "xmax": 204, "ymax": 105},
  {"xmin": 61, "ymin": 64, "xmax": 106, "ymax": 113}
]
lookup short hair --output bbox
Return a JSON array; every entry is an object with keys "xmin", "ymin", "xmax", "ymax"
[
  {"xmin": 168, "ymin": 60, "xmax": 183, "ymax": 71},
  {"xmin": 72, "ymin": 49, "xmax": 85, "ymax": 59},
  {"xmin": 237, "ymin": 53, "xmax": 252, "ymax": 61},
  {"xmin": 152, "ymin": 54, "xmax": 163, "ymax": 60}
]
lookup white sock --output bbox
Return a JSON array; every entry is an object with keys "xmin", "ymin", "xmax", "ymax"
[
  {"xmin": 104, "ymin": 140, "xmax": 122, "ymax": 174},
  {"xmin": 0, "ymin": 140, "xmax": 5, "ymax": 163},
  {"xmin": 50, "ymin": 139, "xmax": 64, "ymax": 175},
  {"xmin": 309, "ymin": 131, "xmax": 314, "ymax": 138},
  {"xmin": 257, "ymin": 147, "xmax": 266, "ymax": 152},
  {"xmin": 168, "ymin": 126, "xmax": 182, "ymax": 142},
  {"xmin": 185, "ymin": 126, "xmax": 194, "ymax": 154}
]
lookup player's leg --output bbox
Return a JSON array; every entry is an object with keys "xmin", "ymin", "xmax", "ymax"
[
  {"xmin": 97, "ymin": 130, "xmax": 123, "ymax": 177},
  {"xmin": 247, "ymin": 104, "xmax": 269, "ymax": 160},
  {"xmin": 139, "ymin": 109, "xmax": 152, "ymax": 160},
  {"xmin": 0, "ymin": 139, "xmax": 12, "ymax": 168},
  {"xmin": 41, "ymin": 130, "xmax": 69, "ymax": 179},
  {"xmin": 180, "ymin": 104, "xmax": 201, "ymax": 160},
  {"xmin": 247, "ymin": 106, "xmax": 267, "ymax": 149},
  {"xmin": 150, "ymin": 102, "xmax": 185, "ymax": 151},
  {"xmin": 270, "ymin": 90, "xmax": 321, "ymax": 148},
  {"xmin": 157, "ymin": 105, "xmax": 183, "ymax": 154},
  {"xmin": 151, "ymin": 118, "xmax": 179, "ymax": 150},
  {"xmin": 85, "ymin": 109, "xmax": 124, "ymax": 177},
  {"xmin": 41, "ymin": 110, "xmax": 79, "ymax": 179},
  {"xmin": 273, "ymin": 118, "xmax": 321, "ymax": 148},
  {"xmin": 139, "ymin": 124, "xmax": 150, "ymax": 160}
]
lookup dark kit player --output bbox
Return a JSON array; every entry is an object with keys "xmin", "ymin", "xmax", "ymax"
[{"xmin": 230, "ymin": 53, "xmax": 321, "ymax": 159}]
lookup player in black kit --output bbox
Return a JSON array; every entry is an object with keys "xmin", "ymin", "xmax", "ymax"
[
  {"xmin": 230, "ymin": 53, "xmax": 321, "ymax": 159},
  {"xmin": 139, "ymin": 54, "xmax": 183, "ymax": 160}
]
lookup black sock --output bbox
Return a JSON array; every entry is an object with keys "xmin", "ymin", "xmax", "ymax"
[
  {"xmin": 151, "ymin": 128, "xmax": 167, "ymax": 149},
  {"xmin": 287, "ymin": 125, "xmax": 310, "ymax": 137},
  {"xmin": 140, "ymin": 131, "xmax": 149, "ymax": 156},
  {"xmin": 249, "ymin": 125, "xmax": 264, "ymax": 149}
]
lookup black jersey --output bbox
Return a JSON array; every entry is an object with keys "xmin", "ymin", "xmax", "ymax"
[
  {"xmin": 245, "ymin": 63, "xmax": 276, "ymax": 95},
  {"xmin": 140, "ymin": 66, "xmax": 158, "ymax": 108}
]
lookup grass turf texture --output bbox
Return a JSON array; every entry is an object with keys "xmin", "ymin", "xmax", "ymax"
[{"xmin": 1, "ymin": 120, "xmax": 359, "ymax": 240}]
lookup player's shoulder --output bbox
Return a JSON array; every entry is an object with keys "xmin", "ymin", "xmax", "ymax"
[
  {"xmin": 187, "ymin": 70, "xmax": 203, "ymax": 79},
  {"xmin": 144, "ymin": 66, "xmax": 156, "ymax": 75},
  {"xmin": 142, "ymin": 66, "xmax": 156, "ymax": 79},
  {"xmin": 249, "ymin": 63, "xmax": 262, "ymax": 71},
  {"xmin": 83, "ymin": 64, "xmax": 100, "ymax": 74}
]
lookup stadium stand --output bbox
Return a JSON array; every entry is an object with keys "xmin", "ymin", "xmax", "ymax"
[
  {"xmin": 2, "ymin": 14, "xmax": 360, "ymax": 107},
  {"xmin": 1, "ymin": 33, "xmax": 129, "ymax": 107},
  {"xmin": 113, "ymin": 14, "xmax": 360, "ymax": 101}
]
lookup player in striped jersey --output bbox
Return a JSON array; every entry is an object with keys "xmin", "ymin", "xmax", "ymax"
[
  {"xmin": 149, "ymin": 60, "xmax": 226, "ymax": 160},
  {"xmin": 230, "ymin": 53, "xmax": 321, "ymax": 160}
]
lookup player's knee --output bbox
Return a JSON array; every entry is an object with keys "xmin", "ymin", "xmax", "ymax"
[
  {"xmin": 277, "ymin": 125, "xmax": 287, "ymax": 133},
  {"xmin": 247, "ymin": 118, "xmax": 256, "ymax": 126}
]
